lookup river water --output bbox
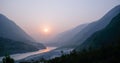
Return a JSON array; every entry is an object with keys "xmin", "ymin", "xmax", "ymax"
[{"xmin": 0, "ymin": 47, "xmax": 56, "ymax": 61}]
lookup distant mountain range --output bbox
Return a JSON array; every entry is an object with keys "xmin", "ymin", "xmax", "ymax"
[
  {"xmin": 49, "ymin": 5, "xmax": 120, "ymax": 48},
  {"xmin": 0, "ymin": 14, "xmax": 46, "ymax": 56},
  {"xmin": 47, "ymin": 24, "xmax": 88, "ymax": 47}
]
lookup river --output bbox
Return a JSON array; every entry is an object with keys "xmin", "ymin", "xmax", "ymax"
[{"xmin": 0, "ymin": 47, "xmax": 56, "ymax": 61}]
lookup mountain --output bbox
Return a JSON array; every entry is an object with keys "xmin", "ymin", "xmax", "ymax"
[
  {"xmin": 50, "ymin": 5, "xmax": 120, "ymax": 48},
  {"xmin": 60, "ymin": 5, "xmax": 120, "ymax": 48},
  {"xmin": 47, "ymin": 24, "xmax": 88, "ymax": 47},
  {"xmin": 24, "ymin": 13, "xmax": 120, "ymax": 63},
  {"xmin": 0, "ymin": 37, "xmax": 38, "ymax": 56},
  {"xmin": 76, "ymin": 13, "xmax": 120, "ymax": 51},
  {"xmin": 0, "ymin": 14, "xmax": 34, "ymax": 42},
  {"xmin": 0, "ymin": 14, "xmax": 46, "ymax": 56}
]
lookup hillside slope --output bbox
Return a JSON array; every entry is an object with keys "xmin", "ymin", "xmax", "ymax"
[
  {"xmin": 76, "ymin": 13, "xmax": 120, "ymax": 51},
  {"xmin": 64, "ymin": 5, "xmax": 120, "ymax": 48},
  {"xmin": 0, "ymin": 14, "xmax": 46, "ymax": 56}
]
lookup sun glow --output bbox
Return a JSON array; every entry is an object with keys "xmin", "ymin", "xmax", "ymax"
[
  {"xmin": 41, "ymin": 25, "xmax": 51, "ymax": 34},
  {"xmin": 44, "ymin": 28, "xmax": 49, "ymax": 33}
]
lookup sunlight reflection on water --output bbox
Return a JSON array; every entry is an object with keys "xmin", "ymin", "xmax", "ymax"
[{"xmin": 0, "ymin": 47, "xmax": 56, "ymax": 61}]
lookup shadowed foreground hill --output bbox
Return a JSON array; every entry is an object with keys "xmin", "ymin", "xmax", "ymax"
[
  {"xmin": 76, "ymin": 13, "xmax": 120, "ymax": 51},
  {"xmin": 0, "ymin": 37, "xmax": 38, "ymax": 56}
]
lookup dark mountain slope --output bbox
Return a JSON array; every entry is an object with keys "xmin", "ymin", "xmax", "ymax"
[
  {"xmin": 0, "ymin": 14, "xmax": 46, "ymax": 56},
  {"xmin": 76, "ymin": 13, "xmax": 120, "ymax": 51},
  {"xmin": 0, "ymin": 37, "xmax": 38, "ymax": 56},
  {"xmin": 65, "ymin": 5, "xmax": 120, "ymax": 48},
  {"xmin": 0, "ymin": 14, "xmax": 34, "ymax": 42}
]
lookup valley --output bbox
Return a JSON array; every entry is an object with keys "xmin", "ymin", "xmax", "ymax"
[{"xmin": 0, "ymin": 1, "xmax": 120, "ymax": 63}]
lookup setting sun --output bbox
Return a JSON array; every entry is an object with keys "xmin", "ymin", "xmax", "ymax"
[{"xmin": 44, "ymin": 28, "xmax": 49, "ymax": 33}]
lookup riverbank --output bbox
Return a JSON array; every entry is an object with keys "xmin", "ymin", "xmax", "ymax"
[
  {"xmin": 0, "ymin": 47, "xmax": 56, "ymax": 62},
  {"xmin": 18, "ymin": 48, "xmax": 73, "ymax": 63}
]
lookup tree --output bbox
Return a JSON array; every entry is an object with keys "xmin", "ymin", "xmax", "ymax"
[
  {"xmin": 2, "ymin": 54, "xmax": 14, "ymax": 63},
  {"xmin": 61, "ymin": 50, "xmax": 64, "ymax": 55}
]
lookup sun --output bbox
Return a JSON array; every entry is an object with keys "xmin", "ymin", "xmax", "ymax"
[{"xmin": 44, "ymin": 28, "xmax": 49, "ymax": 33}]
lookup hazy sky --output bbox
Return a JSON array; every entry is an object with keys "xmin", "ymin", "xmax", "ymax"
[{"xmin": 0, "ymin": 0, "xmax": 120, "ymax": 42}]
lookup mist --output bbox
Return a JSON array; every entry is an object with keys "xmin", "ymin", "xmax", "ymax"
[{"xmin": 0, "ymin": 0, "xmax": 120, "ymax": 42}]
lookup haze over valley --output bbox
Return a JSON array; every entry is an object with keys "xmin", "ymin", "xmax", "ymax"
[{"xmin": 0, "ymin": 0, "xmax": 120, "ymax": 63}]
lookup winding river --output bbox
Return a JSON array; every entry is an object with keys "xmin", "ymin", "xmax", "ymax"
[{"xmin": 0, "ymin": 47, "xmax": 56, "ymax": 61}]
